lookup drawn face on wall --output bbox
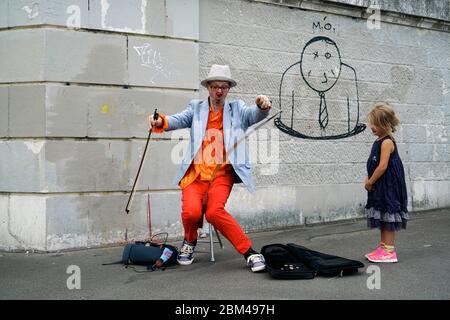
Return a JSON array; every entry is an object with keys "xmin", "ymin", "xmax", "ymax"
[{"xmin": 300, "ymin": 36, "xmax": 341, "ymax": 93}]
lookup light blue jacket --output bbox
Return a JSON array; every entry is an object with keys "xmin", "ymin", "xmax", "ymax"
[{"xmin": 165, "ymin": 99, "xmax": 269, "ymax": 192}]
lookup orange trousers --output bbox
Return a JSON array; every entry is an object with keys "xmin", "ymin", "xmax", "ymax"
[{"xmin": 181, "ymin": 174, "xmax": 252, "ymax": 255}]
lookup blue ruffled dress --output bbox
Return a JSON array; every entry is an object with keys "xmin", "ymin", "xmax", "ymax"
[{"xmin": 365, "ymin": 136, "xmax": 409, "ymax": 231}]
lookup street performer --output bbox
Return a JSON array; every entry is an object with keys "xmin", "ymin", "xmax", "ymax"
[{"xmin": 148, "ymin": 64, "xmax": 272, "ymax": 272}]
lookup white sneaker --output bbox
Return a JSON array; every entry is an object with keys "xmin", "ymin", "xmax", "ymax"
[
  {"xmin": 177, "ymin": 240, "xmax": 195, "ymax": 265},
  {"xmin": 247, "ymin": 254, "xmax": 266, "ymax": 272}
]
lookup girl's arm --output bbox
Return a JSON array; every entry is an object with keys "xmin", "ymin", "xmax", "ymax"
[{"xmin": 365, "ymin": 139, "xmax": 394, "ymax": 191}]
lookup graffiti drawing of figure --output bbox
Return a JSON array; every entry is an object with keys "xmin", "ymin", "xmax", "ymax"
[{"xmin": 275, "ymin": 36, "xmax": 366, "ymax": 139}]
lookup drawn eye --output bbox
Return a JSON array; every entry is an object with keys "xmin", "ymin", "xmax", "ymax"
[
  {"xmin": 313, "ymin": 51, "xmax": 319, "ymax": 59},
  {"xmin": 324, "ymin": 52, "xmax": 331, "ymax": 59}
]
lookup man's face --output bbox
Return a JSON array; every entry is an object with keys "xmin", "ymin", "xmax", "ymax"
[{"xmin": 207, "ymin": 81, "xmax": 230, "ymax": 106}]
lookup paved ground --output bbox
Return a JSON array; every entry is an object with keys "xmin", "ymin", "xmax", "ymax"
[{"xmin": 0, "ymin": 208, "xmax": 449, "ymax": 300}]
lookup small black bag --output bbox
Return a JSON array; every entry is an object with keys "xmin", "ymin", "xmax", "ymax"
[
  {"xmin": 121, "ymin": 242, "xmax": 178, "ymax": 267},
  {"xmin": 103, "ymin": 233, "xmax": 178, "ymax": 271},
  {"xmin": 261, "ymin": 243, "xmax": 364, "ymax": 280}
]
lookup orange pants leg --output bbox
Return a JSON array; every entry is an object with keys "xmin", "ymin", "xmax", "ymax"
[
  {"xmin": 204, "ymin": 174, "xmax": 252, "ymax": 255},
  {"xmin": 181, "ymin": 174, "xmax": 253, "ymax": 254},
  {"xmin": 181, "ymin": 179, "xmax": 207, "ymax": 244}
]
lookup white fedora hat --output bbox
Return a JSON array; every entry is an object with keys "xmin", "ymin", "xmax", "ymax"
[{"xmin": 201, "ymin": 64, "xmax": 237, "ymax": 88}]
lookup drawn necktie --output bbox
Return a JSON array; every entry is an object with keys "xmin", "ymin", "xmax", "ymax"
[{"xmin": 318, "ymin": 92, "xmax": 328, "ymax": 130}]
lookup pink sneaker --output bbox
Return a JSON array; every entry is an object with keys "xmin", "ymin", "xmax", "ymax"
[
  {"xmin": 364, "ymin": 246, "xmax": 383, "ymax": 260},
  {"xmin": 367, "ymin": 247, "xmax": 398, "ymax": 263}
]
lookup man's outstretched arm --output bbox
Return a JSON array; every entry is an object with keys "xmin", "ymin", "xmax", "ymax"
[
  {"xmin": 148, "ymin": 102, "xmax": 195, "ymax": 133},
  {"xmin": 240, "ymin": 95, "xmax": 272, "ymax": 127}
]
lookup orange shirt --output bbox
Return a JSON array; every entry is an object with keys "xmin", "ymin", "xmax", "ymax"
[{"xmin": 153, "ymin": 105, "xmax": 233, "ymax": 189}]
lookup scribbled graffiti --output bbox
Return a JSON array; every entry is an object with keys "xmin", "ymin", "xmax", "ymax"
[
  {"xmin": 275, "ymin": 21, "xmax": 366, "ymax": 140},
  {"xmin": 21, "ymin": 3, "xmax": 39, "ymax": 19},
  {"xmin": 134, "ymin": 43, "xmax": 174, "ymax": 83},
  {"xmin": 134, "ymin": 44, "xmax": 164, "ymax": 69}
]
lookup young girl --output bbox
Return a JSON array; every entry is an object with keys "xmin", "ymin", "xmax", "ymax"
[{"xmin": 364, "ymin": 103, "xmax": 409, "ymax": 263}]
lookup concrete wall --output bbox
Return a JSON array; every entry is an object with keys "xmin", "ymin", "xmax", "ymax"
[
  {"xmin": 199, "ymin": 0, "xmax": 450, "ymax": 232},
  {"xmin": 0, "ymin": 0, "xmax": 199, "ymax": 251},
  {"xmin": 1, "ymin": 0, "xmax": 449, "ymax": 251}
]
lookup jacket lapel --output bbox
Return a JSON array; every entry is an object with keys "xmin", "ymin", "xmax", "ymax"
[
  {"xmin": 199, "ymin": 99, "xmax": 209, "ymax": 137},
  {"xmin": 193, "ymin": 100, "xmax": 209, "ymax": 156},
  {"xmin": 223, "ymin": 100, "xmax": 232, "ymax": 153}
]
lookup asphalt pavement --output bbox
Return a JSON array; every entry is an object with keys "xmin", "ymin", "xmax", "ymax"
[{"xmin": 1, "ymin": 208, "xmax": 449, "ymax": 300}]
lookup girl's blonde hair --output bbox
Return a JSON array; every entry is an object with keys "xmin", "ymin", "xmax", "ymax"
[{"xmin": 368, "ymin": 102, "xmax": 400, "ymax": 135}]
